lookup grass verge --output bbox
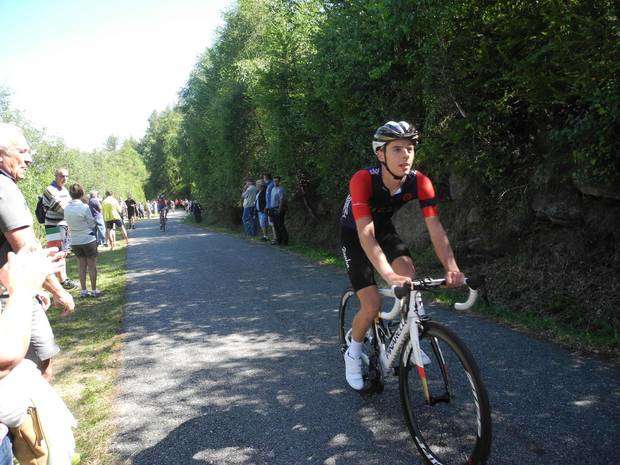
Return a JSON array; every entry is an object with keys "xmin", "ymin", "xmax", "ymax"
[
  {"xmin": 184, "ymin": 215, "xmax": 618, "ymax": 359},
  {"xmin": 47, "ymin": 243, "xmax": 126, "ymax": 465}
]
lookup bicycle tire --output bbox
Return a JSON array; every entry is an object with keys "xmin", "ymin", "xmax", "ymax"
[
  {"xmin": 338, "ymin": 288, "xmax": 356, "ymax": 353},
  {"xmin": 399, "ymin": 321, "xmax": 492, "ymax": 465}
]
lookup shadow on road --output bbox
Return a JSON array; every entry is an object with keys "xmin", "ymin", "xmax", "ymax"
[{"xmin": 113, "ymin": 215, "xmax": 620, "ymax": 465}]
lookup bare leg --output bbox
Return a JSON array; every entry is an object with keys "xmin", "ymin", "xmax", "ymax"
[
  {"xmin": 86, "ymin": 256, "xmax": 97, "ymax": 290},
  {"xmin": 77, "ymin": 256, "xmax": 87, "ymax": 290},
  {"xmin": 40, "ymin": 358, "xmax": 53, "ymax": 383},
  {"xmin": 351, "ymin": 285, "xmax": 382, "ymax": 342},
  {"xmin": 108, "ymin": 227, "xmax": 116, "ymax": 250},
  {"xmin": 120, "ymin": 226, "xmax": 129, "ymax": 245}
]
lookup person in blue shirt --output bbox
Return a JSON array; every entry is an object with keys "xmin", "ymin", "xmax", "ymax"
[{"xmin": 262, "ymin": 174, "xmax": 277, "ymax": 242}]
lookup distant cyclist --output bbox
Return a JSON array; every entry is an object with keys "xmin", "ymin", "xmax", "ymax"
[
  {"xmin": 340, "ymin": 121, "xmax": 465, "ymax": 391},
  {"xmin": 157, "ymin": 195, "xmax": 168, "ymax": 217}
]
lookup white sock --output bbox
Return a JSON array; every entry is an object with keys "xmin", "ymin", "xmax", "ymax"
[{"xmin": 348, "ymin": 339, "xmax": 363, "ymax": 358}]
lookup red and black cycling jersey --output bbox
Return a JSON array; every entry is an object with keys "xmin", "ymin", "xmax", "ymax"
[{"xmin": 340, "ymin": 166, "xmax": 439, "ymax": 230}]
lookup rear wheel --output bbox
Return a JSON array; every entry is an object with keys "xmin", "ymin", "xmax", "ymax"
[
  {"xmin": 399, "ymin": 321, "xmax": 492, "ymax": 465},
  {"xmin": 338, "ymin": 288, "xmax": 387, "ymax": 393}
]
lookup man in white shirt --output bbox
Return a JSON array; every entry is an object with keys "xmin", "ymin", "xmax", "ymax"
[
  {"xmin": 241, "ymin": 180, "xmax": 258, "ymax": 236},
  {"xmin": 41, "ymin": 168, "xmax": 76, "ymax": 289}
]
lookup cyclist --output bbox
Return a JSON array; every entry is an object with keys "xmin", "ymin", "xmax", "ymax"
[
  {"xmin": 156, "ymin": 195, "xmax": 167, "ymax": 216},
  {"xmin": 340, "ymin": 121, "xmax": 465, "ymax": 391}
]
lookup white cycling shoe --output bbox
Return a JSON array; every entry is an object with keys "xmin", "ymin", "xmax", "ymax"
[{"xmin": 344, "ymin": 348, "xmax": 364, "ymax": 390}]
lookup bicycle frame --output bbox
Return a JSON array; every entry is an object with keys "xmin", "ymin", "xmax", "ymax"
[{"xmin": 375, "ymin": 279, "xmax": 479, "ymax": 404}]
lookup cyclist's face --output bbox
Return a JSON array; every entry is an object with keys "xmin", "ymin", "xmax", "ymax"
[{"xmin": 378, "ymin": 139, "xmax": 415, "ymax": 175}]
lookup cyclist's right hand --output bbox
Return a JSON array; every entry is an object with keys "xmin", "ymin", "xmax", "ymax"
[{"xmin": 385, "ymin": 272, "xmax": 412, "ymax": 288}]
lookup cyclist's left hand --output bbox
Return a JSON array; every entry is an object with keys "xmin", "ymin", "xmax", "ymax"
[{"xmin": 444, "ymin": 270, "xmax": 465, "ymax": 288}]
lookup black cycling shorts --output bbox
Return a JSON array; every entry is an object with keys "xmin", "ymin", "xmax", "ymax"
[{"xmin": 340, "ymin": 222, "xmax": 412, "ymax": 292}]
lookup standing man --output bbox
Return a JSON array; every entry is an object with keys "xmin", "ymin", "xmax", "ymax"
[
  {"xmin": 88, "ymin": 190, "xmax": 107, "ymax": 246},
  {"xmin": 0, "ymin": 123, "xmax": 75, "ymax": 383},
  {"xmin": 270, "ymin": 176, "xmax": 289, "ymax": 245},
  {"xmin": 125, "ymin": 195, "xmax": 137, "ymax": 230},
  {"xmin": 241, "ymin": 179, "xmax": 258, "ymax": 236},
  {"xmin": 263, "ymin": 173, "xmax": 277, "ymax": 243},
  {"xmin": 42, "ymin": 168, "xmax": 76, "ymax": 289},
  {"xmin": 102, "ymin": 191, "xmax": 128, "ymax": 250}
]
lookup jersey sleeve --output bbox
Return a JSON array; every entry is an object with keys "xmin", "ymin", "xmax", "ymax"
[
  {"xmin": 416, "ymin": 172, "xmax": 439, "ymax": 218},
  {"xmin": 349, "ymin": 170, "xmax": 372, "ymax": 221}
]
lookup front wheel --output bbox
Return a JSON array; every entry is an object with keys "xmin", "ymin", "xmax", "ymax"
[{"xmin": 399, "ymin": 321, "xmax": 492, "ymax": 465}]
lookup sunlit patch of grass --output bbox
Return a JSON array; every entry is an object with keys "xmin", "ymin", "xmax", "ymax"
[
  {"xmin": 287, "ymin": 243, "xmax": 344, "ymax": 268},
  {"xmin": 48, "ymin": 241, "xmax": 127, "ymax": 465}
]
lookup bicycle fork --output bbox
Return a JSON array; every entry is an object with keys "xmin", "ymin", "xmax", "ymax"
[{"xmin": 407, "ymin": 314, "xmax": 432, "ymax": 404}]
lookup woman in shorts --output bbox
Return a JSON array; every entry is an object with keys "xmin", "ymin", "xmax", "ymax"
[{"xmin": 64, "ymin": 183, "xmax": 102, "ymax": 297}]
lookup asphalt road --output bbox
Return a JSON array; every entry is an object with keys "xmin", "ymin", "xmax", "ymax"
[{"xmin": 112, "ymin": 211, "xmax": 620, "ymax": 465}]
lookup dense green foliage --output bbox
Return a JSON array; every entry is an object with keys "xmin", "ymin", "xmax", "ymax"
[
  {"xmin": 141, "ymin": 0, "xmax": 617, "ymax": 208},
  {"xmin": 1, "ymin": 88, "xmax": 148, "ymax": 218},
  {"xmin": 136, "ymin": 0, "xmax": 617, "ymax": 346}
]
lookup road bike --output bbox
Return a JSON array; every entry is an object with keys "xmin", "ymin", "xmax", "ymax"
[
  {"xmin": 159, "ymin": 209, "xmax": 167, "ymax": 231},
  {"xmin": 339, "ymin": 277, "xmax": 492, "ymax": 465}
]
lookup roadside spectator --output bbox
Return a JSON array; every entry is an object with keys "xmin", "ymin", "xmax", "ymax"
[
  {"xmin": 88, "ymin": 190, "xmax": 107, "ymax": 246},
  {"xmin": 242, "ymin": 179, "xmax": 258, "ymax": 236},
  {"xmin": 65, "ymin": 184, "xmax": 101, "ymax": 298},
  {"xmin": 192, "ymin": 201, "xmax": 203, "ymax": 223},
  {"xmin": 255, "ymin": 180, "xmax": 269, "ymax": 241},
  {"xmin": 0, "ymin": 123, "xmax": 75, "ymax": 383},
  {"xmin": 0, "ymin": 247, "xmax": 65, "ymax": 465},
  {"xmin": 125, "ymin": 195, "xmax": 137, "ymax": 230},
  {"xmin": 41, "ymin": 167, "xmax": 77, "ymax": 290},
  {"xmin": 119, "ymin": 197, "xmax": 128, "ymax": 227},
  {"xmin": 270, "ymin": 176, "xmax": 289, "ymax": 245},
  {"xmin": 102, "ymin": 191, "xmax": 129, "ymax": 250},
  {"xmin": 263, "ymin": 173, "xmax": 277, "ymax": 242}
]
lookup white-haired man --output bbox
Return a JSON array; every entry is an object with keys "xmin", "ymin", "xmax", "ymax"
[{"xmin": 0, "ymin": 123, "xmax": 75, "ymax": 380}]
